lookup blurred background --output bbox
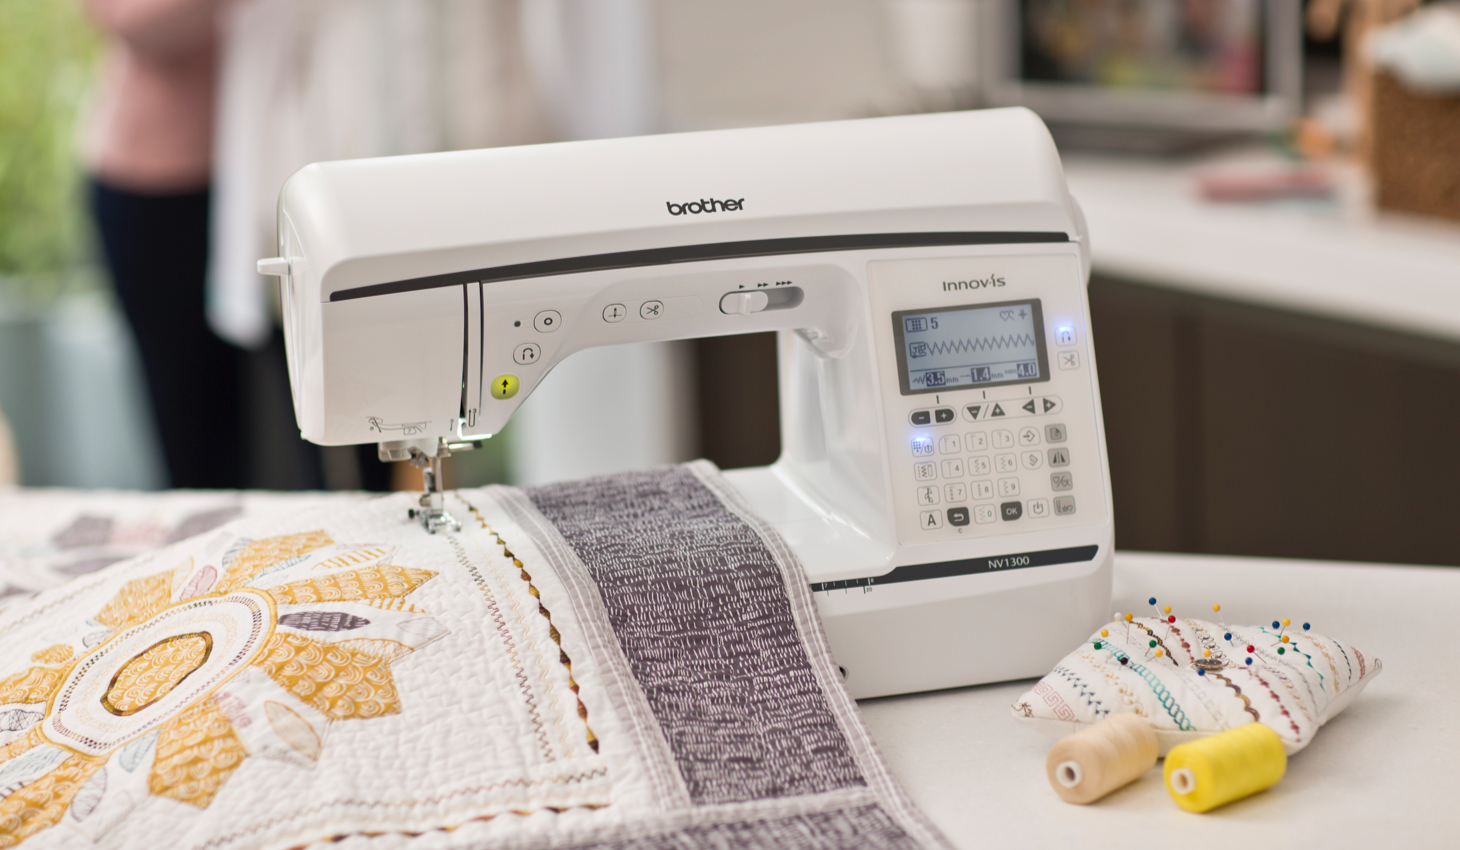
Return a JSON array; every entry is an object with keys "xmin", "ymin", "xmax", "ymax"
[{"xmin": 2, "ymin": 0, "xmax": 1458, "ymax": 565}]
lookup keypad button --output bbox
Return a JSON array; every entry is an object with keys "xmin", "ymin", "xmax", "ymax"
[
  {"xmin": 513, "ymin": 343, "xmax": 541, "ymax": 365},
  {"xmin": 1022, "ymin": 450, "xmax": 1043, "ymax": 470},
  {"xmin": 989, "ymin": 403, "xmax": 1009, "ymax": 418},
  {"xmin": 1047, "ymin": 447, "xmax": 1071, "ymax": 467},
  {"xmin": 962, "ymin": 404, "xmax": 985, "ymax": 422},
  {"xmin": 940, "ymin": 458, "xmax": 965, "ymax": 478},
  {"xmin": 1058, "ymin": 351, "xmax": 1079, "ymax": 370},
  {"xmin": 992, "ymin": 429, "xmax": 1014, "ymax": 448},
  {"xmin": 1050, "ymin": 471, "xmax": 1073, "ymax": 491},
  {"xmin": 602, "ymin": 303, "xmax": 627, "ymax": 323},
  {"xmin": 934, "ymin": 408, "xmax": 955, "ymax": 424},
  {"xmin": 1045, "ymin": 423, "xmax": 1067, "ymax": 443},
  {"xmin": 914, "ymin": 462, "xmax": 936, "ymax": 480},
  {"xmin": 1018, "ymin": 426, "xmax": 1040, "ymax": 446},
  {"xmin": 995, "ymin": 453, "xmax": 1018, "ymax": 473},
  {"xmin": 640, "ymin": 300, "xmax": 664, "ymax": 320},
  {"xmin": 947, "ymin": 506, "xmax": 970, "ymax": 527},
  {"xmin": 1040, "ymin": 397, "xmax": 1063, "ymax": 415},
  {"xmin": 1001, "ymin": 501, "xmax": 1023, "ymax": 521},
  {"xmin": 1054, "ymin": 496, "xmax": 1077, "ymax": 515},
  {"xmin": 944, "ymin": 482, "xmax": 966, "ymax": 502},
  {"xmin": 971, "ymin": 480, "xmax": 994, "ymax": 500},
  {"xmin": 965, "ymin": 432, "xmax": 988, "ymax": 452},
  {"xmin": 916, "ymin": 486, "xmax": 940, "ymax": 506},
  {"xmin": 998, "ymin": 477, "xmax": 1021, "ymax": 497},
  {"xmin": 910, "ymin": 410, "xmax": 932, "ymax": 426},
  {"xmin": 1021, "ymin": 399, "xmax": 1038, "ymax": 415},
  {"xmin": 912, "ymin": 437, "xmax": 934, "ymax": 457},
  {"xmin": 920, "ymin": 509, "xmax": 945, "ymax": 530},
  {"xmin": 534, "ymin": 310, "xmax": 562, "ymax": 332},
  {"xmin": 969, "ymin": 456, "xmax": 991, "ymax": 476},
  {"xmin": 1028, "ymin": 498, "xmax": 1050, "ymax": 518},
  {"xmin": 1056, "ymin": 326, "xmax": 1077, "ymax": 346},
  {"xmin": 974, "ymin": 504, "xmax": 997, "ymax": 524},
  {"xmin": 938, "ymin": 435, "xmax": 961, "ymax": 455}
]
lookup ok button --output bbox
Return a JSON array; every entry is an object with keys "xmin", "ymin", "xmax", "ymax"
[{"xmin": 533, "ymin": 310, "xmax": 561, "ymax": 332}]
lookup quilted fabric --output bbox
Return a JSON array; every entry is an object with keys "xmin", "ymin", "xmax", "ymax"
[
  {"xmin": 0, "ymin": 490, "xmax": 366, "ymax": 612},
  {"xmin": 0, "ymin": 463, "xmax": 947, "ymax": 850},
  {"xmin": 1010, "ymin": 616, "xmax": 1382, "ymax": 755}
]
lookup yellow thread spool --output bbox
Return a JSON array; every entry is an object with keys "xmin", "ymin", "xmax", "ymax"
[
  {"xmin": 1046, "ymin": 714, "xmax": 1158, "ymax": 804},
  {"xmin": 1164, "ymin": 723, "xmax": 1287, "ymax": 813}
]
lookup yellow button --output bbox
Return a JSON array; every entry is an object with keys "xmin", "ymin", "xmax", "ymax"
[{"xmin": 490, "ymin": 374, "xmax": 519, "ymax": 400}]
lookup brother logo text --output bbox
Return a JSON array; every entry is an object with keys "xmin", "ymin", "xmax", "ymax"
[
  {"xmin": 666, "ymin": 198, "xmax": 745, "ymax": 215},
  {"xmin": 942, "ymin": 275, "xmax": 1005, "ymax": 291}
]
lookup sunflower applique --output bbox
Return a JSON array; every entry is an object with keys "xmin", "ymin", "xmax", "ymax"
[{"xmin": 0, "ymin": 531, "xmax": 447, "ymax": 846}]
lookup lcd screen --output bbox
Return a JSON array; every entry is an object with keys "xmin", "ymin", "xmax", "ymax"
[{"xmin": 892, "ymin": 299, "xmax": 1049, "ymax": 395}]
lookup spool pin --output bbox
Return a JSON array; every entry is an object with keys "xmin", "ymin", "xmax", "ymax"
[
  {"xmin": 1047, "ymin": 714, "xmax": 1159, "ymax": 804},
  {"xmin": 1164, "ymin": 723, "xmax": 1287, "ymax": 813}
]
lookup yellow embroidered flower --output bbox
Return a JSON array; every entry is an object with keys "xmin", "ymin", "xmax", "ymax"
[{"xmin": 0, "ymin": 533, "xmax": 447, "ymax": 846}]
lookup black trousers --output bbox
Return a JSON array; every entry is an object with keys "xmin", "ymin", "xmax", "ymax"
[
  {"xmin": 90, "ymin": 179, "xmax": 394, "ymax": 491},
  {"xmin": 91, "ymin": 180, "xmax": 244, "ymax": 489}
]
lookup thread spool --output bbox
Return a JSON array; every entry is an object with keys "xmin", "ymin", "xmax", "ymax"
[
  {"xmin": 1046, "ymin": 714, "xmax": 1158, "ymax": 804},
  {"xmin": 1163, "ymin": 723, "xmax": 1287, "ymax": 813}
]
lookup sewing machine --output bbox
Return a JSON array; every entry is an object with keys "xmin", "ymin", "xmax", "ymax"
[{"xmin": 259, "ymin": 108, "xmax": 1113, "ymax": 698}]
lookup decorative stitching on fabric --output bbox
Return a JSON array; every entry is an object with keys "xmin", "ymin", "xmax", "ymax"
[
  {"xmin": 1205, "ymin": 671, "xmax": 1261, "ymax": 722},
  {"xmin": 1331, "ymin": 638, "xmax": 1356, "ymax": 686},
  {"xmin": 1353, "ymin": 646, "xmax": 1366, "ymax": 679},
  {"xmin": 459, "ymin": 496, "xmax": 599, "ymax": 756},
  {"xmin": 192, "ymin": 768, "xmax": 611, "ymax": 850},
  {"xmin": 1031, "ymin": 680, "xmax": 1077, "ymax": 721},
  {"xmin": 1103, "ymin": 646, "xmax": 1194, "ymax": 731},
  {"xmin": 1249, "ymin": 670, "xmax": 1302, "ymax": 740},
  {"xmin": 444, "ymin": 534, "xmax": 554, "ymax": 763},
  {"xmin": 1304, "ymin": 636, "xmax": 1343, "ymax": 698},
  {"xmin": 1134, "ymin": 622, "xmax": 1180, "ymax": 667},
  {"xmin": 1074, "ymin": 650, "xmax": 1144, "ymax": 714},
  {"xmin": 1050, "ymin": 665, "xmax": 1107, "ymax": 718}
]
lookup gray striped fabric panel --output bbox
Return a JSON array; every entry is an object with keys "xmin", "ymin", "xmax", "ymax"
[
  {"xmin": 525, "ymin": 465, "xmax": 866, "ymax": 806},
  {"xmin": 566, "ymin": 804, "xmax": 916, "ymax": 850}
]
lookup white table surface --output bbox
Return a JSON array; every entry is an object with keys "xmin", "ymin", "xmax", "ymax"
[
  {"xmin": 860, "ymin": 551, "xmax": 1454, "ymax": 848},
  {"xmin": 1064, "ymin": 153, "xmax": 1460, "ymax": 343}
]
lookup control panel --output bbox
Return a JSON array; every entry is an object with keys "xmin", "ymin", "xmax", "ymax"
[{"xmin": 869, "ymin": 254, "xmax": 1108, "ymax": 545}]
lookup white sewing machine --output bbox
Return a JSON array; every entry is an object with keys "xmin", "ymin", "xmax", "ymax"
[{"xmin": 259, "ymin": 108, "xmax": 1113, "ymax": 698}]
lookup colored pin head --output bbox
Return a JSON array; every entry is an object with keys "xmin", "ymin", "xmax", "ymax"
[
  {"xmin": 1303, "ymin": 622, "xmax": 1311, "ymax": 631},
  {"xmin": 1167, "ymin": 615, "xmax": 1176, "ymax": 624},
  {"xmin": 1094, "ymin": 641, "xmax": 1103, "ymax": 649},
  {"xmin": 1282, "ymin": 618, "xmax": 1291, "ymax": 627},
  {"xmin": 1224, "ymin": 632, "xmax": 1233, "ymax": 641},
  {"xmin": 1246, "ymin": 645, "xmax": 1255, "ymax": 653},
  {"xmin": 1277, "ymin": 647, "xmax": 1285, "ymax": 655},
  {"xmin": 1101, "ymin": 629, "xmax": 1109, "ymax": 638},
  {"xmin": 1125, "ymin": 614, "xmax": 1134, "ymax": 622},
  {"xmin": 1149, "ymin": 640, "xmax": 1158, "ymax": 648},
  {"xmin": 1272, "ymin": 620, "xmax": 1281, "ymax": 629},
  {"xmin": 1149, "ymin": 597, "xmax": 1157, "ymax": 606},
  {"xmin": 1281, "ymin": 635, "xmax": 1289, "ymax": 644},
  {"xmin": 1119, "ymin": 657, "xmax": 1129, "ymax": 666},
  {"xmin": 1212, "ymin": 604, "xmax": 1221, "ymax": 613},
  {"xmin": 1203, "ymin": 649, "xmax": 1212, "ymax": 657},
  {"xmin": 1163, "ymin": 606, "xmax": 1171, "ymax": 615},
  {"xmin": 1197, "ymin": 668, "xmax": 1206, "ymax": 676},
  {"xmin": 1245, "ymin": 658, "xmax": 1253, "ymax": 666},
  {"xmin": 1155, "ymin": 649, "xmax": 1164, "ymax": 657}
]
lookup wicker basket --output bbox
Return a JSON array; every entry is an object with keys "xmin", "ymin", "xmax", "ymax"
[{"xmin": 1369, "ymin": 71, "xmax": 1460, "ymax": 222}]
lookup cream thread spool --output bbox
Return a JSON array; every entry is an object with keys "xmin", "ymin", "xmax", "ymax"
[
  {"xmin": 1164, "ymin": 722, "xmax": 1287, "ymax": 813},
  {"xmin": 1046, "ymin": 713, "xmax": 1158, "ymax": 804}
]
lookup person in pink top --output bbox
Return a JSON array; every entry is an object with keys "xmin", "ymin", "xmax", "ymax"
[{"xmin": 83, "ymin": 0, "xmax": 240, "ymax": 488}]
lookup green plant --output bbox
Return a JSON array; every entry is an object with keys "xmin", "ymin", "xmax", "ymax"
[{"xmin": 0, "ymin": 0, "xmax": 100, "ymax": 295}]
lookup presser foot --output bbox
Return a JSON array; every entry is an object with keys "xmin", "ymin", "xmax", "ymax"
[{"xmin": 403, "ymin": 446, "xmax": 460, "ymax": 534}]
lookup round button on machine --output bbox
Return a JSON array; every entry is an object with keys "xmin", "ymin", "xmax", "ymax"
[
  {"xmin": 602, "ymin": 303, "xmax": 627, "ymax": 323},
  {"xmin": 512, "ymin": 343, "xmax": 541, "ymax": 365},
  {"xmin": 640, "ymin": 300, "xmax": 664, "ymax": 320},
  {"xmin": 489, "ymin": 374, "xmax": 520, "ymax": 400},
  {"xmin": 533, "ymin": 310, "xmax": 562, "ymax": 332}
]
